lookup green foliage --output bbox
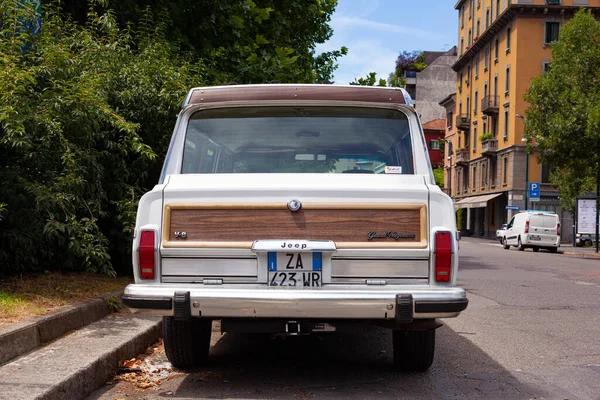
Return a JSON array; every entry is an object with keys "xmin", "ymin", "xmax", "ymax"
[
  {"xmin": 350, "ymin": 72, "xmax": 387, "ymax": 87},
  {"xmin": 479, "ymin": 133, "xmax": 494, "ymax": 142},
  {"xmin": 455, "ymin": 208, "xmax": 463, "ymax": 230},
  {"xmin": 524, "ymin": 9, "xmax": 600, "ymax": 212},
  {"xmin": 59, "ymin": 0, "xmax": 346, "ymax": 85},
  {"xmin": 108, "ymin": 294, "xmax": 121, "ymax": 312},
  {"xmin": 0, "ymin": 1, "xmax": 202, "ymax": 276},
  {"xmin": 433, "ymin": 168, "xmax": 444, "ymax": 188},
  {"xmin": 0, "ymin": 0, "xmax": 345, "ymax": 276}
]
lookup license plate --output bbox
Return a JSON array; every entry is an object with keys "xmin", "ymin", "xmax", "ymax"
[
  {"xmin": 530, "ymin": 235, "xmax": 541, "ymax": 241},
  {"xmin": 268, "ymin": 252, "xmax": 322, "ymax": 287}
]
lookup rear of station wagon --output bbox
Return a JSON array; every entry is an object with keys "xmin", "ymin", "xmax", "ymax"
[{"xmin": 123, "ymin": 84, "xmax": 468, "ymax": 372}]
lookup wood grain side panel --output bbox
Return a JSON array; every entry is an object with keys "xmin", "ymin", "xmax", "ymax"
[{"xmin": 166, "ymin": 207, "xmax": 423, "ymax": 247}]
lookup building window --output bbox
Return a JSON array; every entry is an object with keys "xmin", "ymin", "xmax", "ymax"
[
  {"xmin": 466, "ymin": 97, "xmax": 470, "ymax": 118},
  {"xmin": 545, "ymin": 21, "xmax": 560, "ymax": 45},
  {"xmin": 464, "ymin": 168, "xmax": 469, "ymax": 191},
  {"xmin": 461, "ymin": 6, "xmax": 465, "ymax": 27},
  {"xmin": 494, "ymin": 38, "xmax": 499, "ymax": 61},
  {"xmin": 502, "ymin": 156, "xmax": 508, "ymax": 185},
  {"xmin": 504, "ymin": 108, "xmax": 509, "ymax": 139},
  {"xmin": 458, "ymin": 133, "xmax": 462, "ymax": 149},
  {"xmin": 469, "ymin": 29, "xmax": 472, "ymax": 45},
  {"xmin": 543, "ymin": 61, "xmax": 551, "ymax": 73},
  {"xmin": 429, "ymin": 140, "xmax": 440, "ymax": 150},
  {"xmin": 467, "ymin": 65, "xmax": 471, "ymax": 85},
  {"xmin": 473, "ymin": 125, "xmax": 477, "ymax": 153},
  {"xmin": 486, "ymin": 8, "xmax": 490, "ymax": 29},
  {"xmin": 483, "ymin": 119, "xmax": 487, "ymax": 136},
  {"xmin": 484, "ymin": 82, "xmax": 488, "ymax": 98},
  {"xmin": 476, "ymin": 20, "xmax": 480, "ymax": 37},
  {"xmin": 459, "ymin": 72, "xmax": 464, "ymax": 91},
  {"xmin": 490, "ymin": 158, "xmax": 497, "ymax": 186},
  {"xmin": 541, "ymin": 163, "xmax": 551, "ymax": 183},
  {"xmin": 472, "ymin": 165, "xmax": 477, "ymax": 190},
  {"xmin": 506, "ymin": 27, "xmax": 511, "ymax": 51},
  {"xmin": 447, "ymin": 111, "xmax": 453, "ymax": 128},
  {"xmin": 461, "ymin": 38, "xmax": 464, "ymax": 54},
  {"xmin": 505, "ymin": 66, "xmax": 510, "ymax": 94},
  {"xmin": 496, "ymin": 0, "xmax": 500, "ymax": 19},
  {"xmin": 475, "ymin": 55, "xmax": 479, "ymax": 78},
  {"xmin": 482, "ymin": 162, "xmax": 487, "ymax": 187},
  {"xmin": 474, "ymin": 90, "xmax": 478, "ymax": 115},
  {"xmin": 484, "ymin": 46, "xmax": 489, "ymax": 70}
]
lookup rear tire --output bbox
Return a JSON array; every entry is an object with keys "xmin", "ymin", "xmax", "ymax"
[
  {"xmin": 518, "ymin": 237, "xmax": 525, "ymax": 251},
  {"xmin": 503, "ymin": 237, "xmax": 510, "ymax": 250},
  {"xmin": 392, "ymin": 329, "xmax": 435, "ymax": 372},
  {"xmin": 532, "ymin": 247, "xmax": 540, "ymax": 252},
  {"xmin": 163, "ymin": 317, "xmax": 212, "ymax": 368}
]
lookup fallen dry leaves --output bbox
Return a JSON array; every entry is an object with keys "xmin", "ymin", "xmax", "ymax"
[{"xmin": 113, "ymin": 339, "xmax": 183, "ymax": 389}]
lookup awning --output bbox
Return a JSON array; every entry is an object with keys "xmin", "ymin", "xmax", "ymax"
[{"xmin": 454, "ymin": 193, "xmax": 503, "ymax": 209}]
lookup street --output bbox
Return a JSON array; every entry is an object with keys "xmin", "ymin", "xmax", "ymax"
[{"xmin": 89, "ymin": 239, "xmax": 600, "ymax": 400}]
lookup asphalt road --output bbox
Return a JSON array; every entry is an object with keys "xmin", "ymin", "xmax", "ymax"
[{"xmin": 90, "ymin": 239, "xmax": 600, "ymax": 400}]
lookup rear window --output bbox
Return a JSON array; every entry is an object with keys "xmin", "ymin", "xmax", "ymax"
[
  {"xmin": 182, "ymin": 106, "xmax": 414, "ymax": 174},
  {"xmin": 530, "ymin": 214, "xmax": 557, "ymax": 228}
]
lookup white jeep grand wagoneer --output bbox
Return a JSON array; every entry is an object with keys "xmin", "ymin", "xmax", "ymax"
[{"xmin": 123, "ymin": 84, "xmax": 468, "ymax": 372}]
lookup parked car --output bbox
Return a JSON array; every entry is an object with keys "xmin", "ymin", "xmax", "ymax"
[
  {"xmin": 122, "ymin": 84, "xmax": 468, "ymax": 372},
  {"xmin": 502, "ymin": 211, "xmax": 560, "ymax": 252},
  {"xmin": 496, "ymin": 224, "xmax": 508, "ymax": 243},
  {"xmin": 575, "ymin": 233, "xmax": 595, "ymax": 247}
]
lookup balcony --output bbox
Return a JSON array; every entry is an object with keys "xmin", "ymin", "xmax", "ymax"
[
  {"xmin": 455, "ymin": 149, "xmax": 470, "ymax": 166},
  {"xmin": 481, "ymin": 96, "xmax": 499, "ymax": 115},
  {"xmin": 456, "ymin": 115, "xmax": 470, "ymax": 130},
  {"xmin": 481, "ymin": 139, "xmax": 498, "ymax": 157}
]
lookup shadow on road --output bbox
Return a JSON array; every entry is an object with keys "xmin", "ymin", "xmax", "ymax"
[{"xmin": 150, "ymin": 324, "xmax": 552, "ymax": 399}]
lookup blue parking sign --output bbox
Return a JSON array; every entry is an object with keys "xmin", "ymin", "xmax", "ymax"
[{"xmin": 529, "ymin": 182, "xmax": 540, "ymax": 201}]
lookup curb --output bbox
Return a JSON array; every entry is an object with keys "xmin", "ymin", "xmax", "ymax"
[
  {"xmin": 562, "ymin": 251, "xmax": 600, "ymax": 259},
  {"xmin": 0, "ymin": 289, "xmax": 124, "ymax": 366},
  {"xmin": 43, "ymin": 316, "xmax": 162, "ymax": 400},
  {"xmin": 0, "ymin": 313, "xmax": 162, "ymax": 400}
]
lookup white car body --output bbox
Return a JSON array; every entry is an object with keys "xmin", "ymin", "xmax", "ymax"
[
  {"xmin": 503, "ymin": 211, "xmax": 560, "ymax": 252},
  {"xmin": 123, "ymin": 84, "xmax": 468, "ymax": 371}
]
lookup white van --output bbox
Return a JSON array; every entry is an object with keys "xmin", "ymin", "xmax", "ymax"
[{"xmin": 502, "ymin": 211, "xmax": 560, "ymax": 253}]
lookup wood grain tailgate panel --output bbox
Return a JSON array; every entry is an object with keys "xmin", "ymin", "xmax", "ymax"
[{"xmin": 164, "ymin": 204, "xmax": 427, "ymax": 249}]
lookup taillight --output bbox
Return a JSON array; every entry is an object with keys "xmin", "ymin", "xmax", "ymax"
[
  {"xmin": 435, "ymin": 231, "xmax": 452, "ymax": 283},
  {"xmin": 557, "ymin": 222, "xmax": 561, "ymax": 236},
  {"xmin": 525, "ymin": 221, "xmax": 529, "ymax": 234},
  {"xmin": 139, "ymin": 230, "xmax": 155, "ymax": 279}
]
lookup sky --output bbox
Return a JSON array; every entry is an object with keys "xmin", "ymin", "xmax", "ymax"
[{"xmin": 316, "ymin": 0, "xmax": 459, "ymax": 85}]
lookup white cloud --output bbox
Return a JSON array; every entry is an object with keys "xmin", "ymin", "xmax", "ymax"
[
  {"xmin": 332, "ymin": 16, "xmax": 446, "ymax": 41},
  {"xmin": 332, "ymin": 39, "xmax": 398, "ymax": 85}
]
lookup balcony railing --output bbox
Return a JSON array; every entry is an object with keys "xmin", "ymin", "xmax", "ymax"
[
  {"xmin": 456, "ymin": 115, "xmax": 470, "ymax": 130},
  {"xmin": 481, "ymin": 139, "xmax": 498, "ymax": 156},
  {"xmin": 455, "ymin": 149, "xmax": 470, "ymax": 165},
  {"xmin": 481, "ymin": 96, "xmax": 499, "ymax": 115}
]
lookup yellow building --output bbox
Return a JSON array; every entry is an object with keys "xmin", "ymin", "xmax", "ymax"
[{"xmin": 445, "ymin": 0, "xmax": 600, "ymax": 239}]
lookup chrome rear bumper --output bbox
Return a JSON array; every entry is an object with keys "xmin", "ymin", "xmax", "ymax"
[{"xmin": 123, "ymin": 284, "xmax": 468, "ymax": 320}]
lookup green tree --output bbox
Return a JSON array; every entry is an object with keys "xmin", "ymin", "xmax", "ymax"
[
  {"xmin": 58, "ymin": 0, "xmax": 347, "ymax": 85},
  {"xmin": 524, "ymin": 9, "xmax": 600, "ymax": 214},
  {"xmin": 0, "ymin": 1, "xmax": 201, "ymax": 276},
  {"xmin": 350, "ymin": 72, "xmax": 387, "ymax": 87}
]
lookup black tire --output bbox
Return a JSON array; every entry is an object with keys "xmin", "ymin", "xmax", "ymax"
[
  {"xmin": 532, "ymin": 247, "xmax": 540, "ymax": 252},
  {"xmin": 392, "ymin": 329, "xmax": 435, "ymax": 372},
  {"xmin": 163, "ymin": 317, "xmax": 212, "ymax": 368},
  {"xmin": 549, "ymin": 247, "xmax": 558, "ymax": 253},
  {"xmin": 503, "ymin": 237, "xmax": 510, "ymax": 250},
  {"xmin": 517, "ymin": 237, "xmax": 525, "ymax": 251}
]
